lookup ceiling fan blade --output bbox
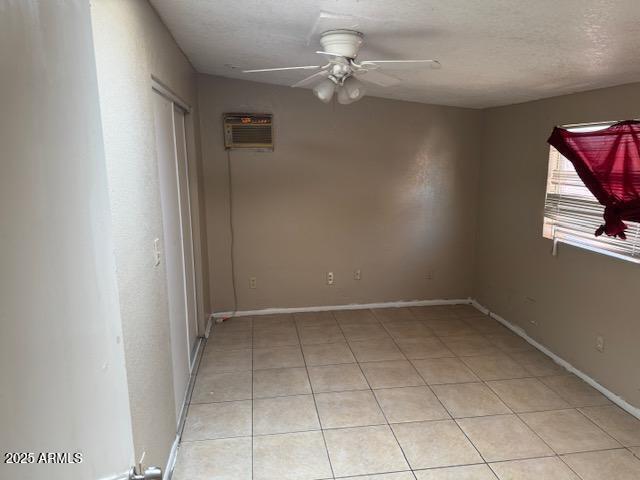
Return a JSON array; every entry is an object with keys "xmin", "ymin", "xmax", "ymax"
[
  {"xmin": 360, "ymin": 59, "xmax": 441, "ymax": 69},
  {"xmin": 292, "ymin": 70, "xmax": 330, "ymax": 88},
  {"xmin": 242, "ymin": 65, "xmax": 321, "ymax": 73},
  {"xmin": 354, "ymin": 69, "xmax": 401, "ymax": 87},
  {"xmin": 316, "ymin": 50, "xmax": 343, "ymax": 57}
]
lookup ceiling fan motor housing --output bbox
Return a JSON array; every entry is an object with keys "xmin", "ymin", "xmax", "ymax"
[{"xmin": 320, "ymin": 29, "xmax": 364, "ymax": 59}]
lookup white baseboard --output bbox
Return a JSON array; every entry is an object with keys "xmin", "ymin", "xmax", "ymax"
[
  {"xmin": 212, "ymin": 297, "xmax": 472, "ymax": 319},
  {"xmin": 204, "ymin": 315, "xmax": 213, "ymax": 338},
  {"xmin": 471, "ymin": 299, "xmax": 640, "ymax": 420}
]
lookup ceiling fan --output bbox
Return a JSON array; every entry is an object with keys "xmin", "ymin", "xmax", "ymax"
[{"xmin": 242, "ymin": 29, "xmax": 441, "ymax": 104}]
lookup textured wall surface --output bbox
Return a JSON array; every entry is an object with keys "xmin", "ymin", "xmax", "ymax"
[
  {"xmin": 475, "ymin": 82, "xmax": 640, "ymax": 408},
  {"xmin": 91, "ymin": 0, "xmax": 205, "ymax": 467},
  {"xmin": 0, "ymin": 1, "xmax": 134, "ymax": 478},
  {"xmin": 198, "ymin": 75, "xmax": 483, "ymax": 312}
]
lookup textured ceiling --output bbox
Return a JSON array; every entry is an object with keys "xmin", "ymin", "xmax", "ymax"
[{"xmin": 150, "ymin": 0, "xmax": 640, "ymax": 108}]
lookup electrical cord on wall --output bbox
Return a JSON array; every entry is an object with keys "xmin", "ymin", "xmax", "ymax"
[{"xmin": 224, "ymin": 149, "xmax": 239, "ymax": 321}]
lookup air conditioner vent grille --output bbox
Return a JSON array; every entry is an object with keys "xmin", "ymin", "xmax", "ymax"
[{"xmin": 224, "ymin": 113, "xmax": 273, "ymax": 150}]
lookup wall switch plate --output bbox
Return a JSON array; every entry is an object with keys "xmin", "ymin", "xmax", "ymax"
[
  {"xmin": 153, "ymin": 238, "xmax": 161, "ymax": 266},
  {"xmin": 595, "ymin": 335, "xmax": 605, "ymax": 352},
  {"xmin": 327, "ymin": 272, "xmax": 334, "ymax": 285},
  {"xmin": 354, "ymin": 269, "xmax": 361, "ymax": 280},
  {"xmin": 249, "ymin": 277, "xmax": 257, "ymax": 289}
]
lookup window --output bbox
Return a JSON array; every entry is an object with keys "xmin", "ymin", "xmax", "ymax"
[{"xmin": 543, "ymin": 124, "xmax": 640, "ymax": 264}]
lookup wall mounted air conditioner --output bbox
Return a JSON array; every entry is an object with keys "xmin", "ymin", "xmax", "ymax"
[{"xmin": 223, "ymin": 113, "xmax": 273, "ymax": 150}]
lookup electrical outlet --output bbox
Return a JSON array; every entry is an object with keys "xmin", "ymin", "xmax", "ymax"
[
  {"xmin": 595, "ymin": 335, "xmax": 605, "ymax": 353},
  {"xmin": 354, "ymin": 269, "xmax": 361, "ymax": 280},
  {"xmin": 327, "ymin": 272, "xmax": 334, "ymax": 285},
  {"xmin": 426, "ymin": 271, "xmax": 433, "ymax": 280},
  {"xmin": 249, "ymin": 277, "xmax": 257, "ymax": 289}
]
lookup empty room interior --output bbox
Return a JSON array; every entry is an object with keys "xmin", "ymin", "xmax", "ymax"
[{"xmin": 4, "ymin": 1, "xmax": 640, "ymax": 479}]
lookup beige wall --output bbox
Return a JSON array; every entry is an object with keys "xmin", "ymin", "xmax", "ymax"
[
  {"xmin": 91, "ymin": 0, "xmax": 207, "ymax": 467},
  {"xmin": 0, "ymin": 1, "xmax": 134, "ymax": 478},
  {"xmin": 475, "ymin": 82, "xmax": 640, "ymax": 408},
  {"xmin": 198, "ymin": 75, "xmax": 483, "ymax": 312}
]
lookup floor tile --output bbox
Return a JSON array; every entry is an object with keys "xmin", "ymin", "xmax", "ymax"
[
  {"xmin": 457, "ymin": 414, "xmax": 554, "ymax": 462},
  {"xmin": 441, "ymin": 335, "xmax": 500, "ymax": 356},
  {"xmin": 302, "ymin": 342, "xmax": 355, "ymax": 366},
  {"xmin": 539, "ymin": 375, "xmax": 611, "ymax": 407},
  {"xmin": 209, "ymin": 330, "xmax": 252, "ymax": 350},
  {"xmin": 427, "ymin": 319, "xmax": 478, "ymax": 337},
  {"xmin": 464, "ymin": 317, "xmax": 508, "ymax": 335},
  {"xmin": 508, "ymin": 351, "xmax": 567, "ymax": 377},
  {"xmin": 486, "ymin": 333, "xmax": 534, "ymax": 353},
  {"xmin": 341, "ymin": 473, "xmax": 415, "ymax": 480},
  {"xmin": 579, "ymin": 405, "xmax": 640, "ymax": 447},
  {"xmin": 432, "ymin": 383, "xmax": 511, "ymax": 418},
  {"xmin": 298, "ymin": 323, "xmax": 345, "ymax": 344},
  {"xmin": 252, "ymin": 325, "xmax": 299, "ymax": 348},
  {"xmin": 253, "ymin": 313, "xmax": 295, "ymax": 324},
  {"xmin": 308, "ymin": 363, "xmax": 369, "ymax": 392},
  {"xmin": 410, "ymin": 305, "xmax": 457, "ymax": 320},
  {"xmin": 520, "ymin": 408, "xmax": 620, "ymax": 454},
  {"xmin": 384, "ymin": 320, "xmax": 434, "ymax": 339},
  {"xmin": 253, "ymin": 394, "xmax": 320, "ymax": 435},
  {"xmin": 294, "ymin": 310, "xmax": 337, "ymax": 327},
  {"xmin": 315, "ymin": 390, "xmax": 386, "ymax": 429},
  {"xmin": 412, "ymin": 358, "xmax": 479, "ymax": 385},
  {"xmin": 191, "ymin": 370, "xmax": 252, "ymax": 403},
  {"xmin": 396, "ymin": 337, "xmax": 455, "ymax": 359},
  {"xmin": 199, "ymin": 348, "xmax": 252, "ymax": 374},
  {"xmin": 253, "ymin": 430, "xmax": 332, "ymax": 480},
  {"xmin": 374, "ymin": 386, "xmax": 450, "ymax": 423},
  {"xmin": 341, "ymin": 323, "xmax": 390, "ymax": 341},
  {"xmin": 173, "ymin": 437, "xmax": 251, "ymax": 480},
  {"xmin": 487, "ymin": 378, "xmax": 569, "ymax": 413},
  {"xmin": 461, "ymin": 354, "xmax": 529, "ymax": 381},
  {"xmin": 349, "ymin": 338, "xmax": 405, "ymax": 362},
  {"xmin": 415, "ymin": 464, "xmax": 497, "ymax": 479},
  {"xmin": 489, "ymin": 456, "xmax": 579, "ymax": 479},
  {"xmin": 253, "ymin": 367, "xmax": 311, "ymax": 398},
  {"xmin": 449, "ymin": 305, "xmax": 484, "ymax": 318},
  {"xmin": 324, "ymin": 425, "xmax": 409, "ymax": 477},
  {"xmin": 372, "ymin": 307, "xmax": 417, "ymax": 323},
  {"xmin": 182, "ymin": 400, "xmax": 251, "ymax": 441},
  {"xmin": 253, "ymin": 345, "xmax": 305, "ymax": 370},
  {"xmin": 561, "ymin": 449, "xmax": 640, "ymax": 480},
  {"xmin": 333, "ymin": 309, "xmax": 378, "ymax": 325},
  {"xmin": 392, "ymin": 420, "xmax": 482, "ymax": 469},
  {"xmin": 360, "ymin": 360, "xmax": 425, "ymax": 388}
]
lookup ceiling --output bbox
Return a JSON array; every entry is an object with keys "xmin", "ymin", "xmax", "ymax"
[{"xmin": 150, "ymin": 0, "xmax": 640, "ymax": 108}]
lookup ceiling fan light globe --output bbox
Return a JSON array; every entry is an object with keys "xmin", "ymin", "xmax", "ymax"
[
  {"xmin": 313, "ymin": 78, "xmax": 336, "ymax": 103},
  {"xmin": 340, "ymin": 77, "xmax": 366, "ymax": 103}
]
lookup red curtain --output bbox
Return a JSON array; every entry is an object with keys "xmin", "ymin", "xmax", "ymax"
[{"xmin": 547, "ymin": 120, "xmax": 640, "ymax": 239}]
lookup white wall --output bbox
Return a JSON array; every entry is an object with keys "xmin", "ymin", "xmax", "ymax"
[
  {"xmin": 475, "ymin": 82, "xmax": 640, "ymax": 408},
  {"xmin": 199, "ymin": 75, "xmax": 483, "ymax": 312},
  {"xmin": 90, "ymin": 0, "xmax": 206, "ymax": 467},
  {"xmin": 0, "ymin": 1, "xmax": 134, "ymax": 478}
]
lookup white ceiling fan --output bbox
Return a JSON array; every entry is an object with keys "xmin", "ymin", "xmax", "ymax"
[{"xmin": 242, "ymin": 29, "xmax": 441, "ymax": 104}]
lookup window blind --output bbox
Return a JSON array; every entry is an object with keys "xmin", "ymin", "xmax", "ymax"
[{"xmin": 543, "ymin": 145, "xmax": 640, "ymax": 263}]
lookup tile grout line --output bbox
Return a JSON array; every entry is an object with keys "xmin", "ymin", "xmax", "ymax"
[
  {"xmin": 334, "ymin": 309, "xmax": 417, "ymax": 476},
  {"xmin": 201, "ymin": 309, "xmax": 637, "ymax": 478},
  {"xmin": 375, "ymin": 307, "xmax": 492, "ymax": 469},
  {"xmin": 294, "ymin": 312, "xmax": 337, "ymax": 480}
]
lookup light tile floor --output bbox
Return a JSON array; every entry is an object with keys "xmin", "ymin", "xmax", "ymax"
[{"xmin": 173, "ymin": 305, "xmax": 640, "ymax": 480}]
